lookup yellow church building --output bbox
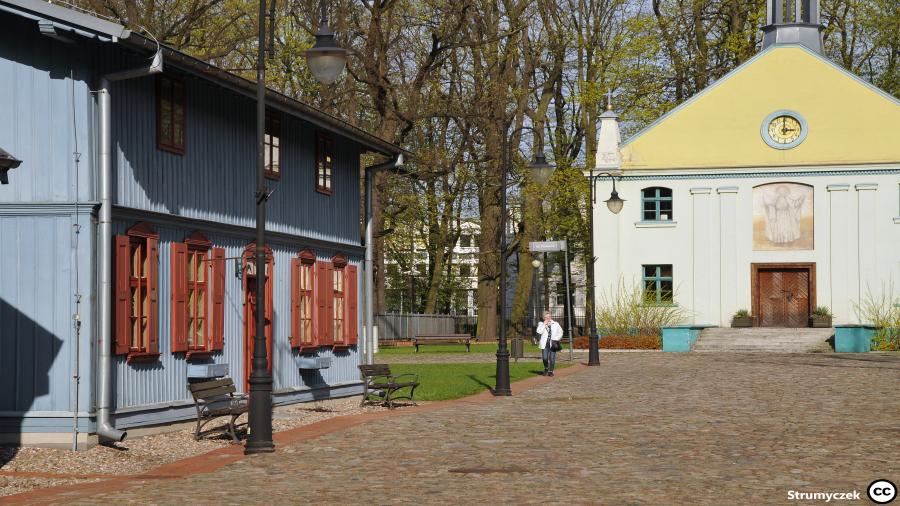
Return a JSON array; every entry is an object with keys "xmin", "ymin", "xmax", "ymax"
[{"xmin": 591, "ymin": 0, "xmax": 899, "ymax": 332}]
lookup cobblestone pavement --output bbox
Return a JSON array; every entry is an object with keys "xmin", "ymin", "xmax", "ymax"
[{"xmin": 42, "ymin": 354, "xmax": 900, "ymax": 504}]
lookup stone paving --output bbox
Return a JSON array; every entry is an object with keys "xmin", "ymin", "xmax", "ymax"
[{"xmin": 20, "ymin": 353, "xmax": 900, "ymax": 505}]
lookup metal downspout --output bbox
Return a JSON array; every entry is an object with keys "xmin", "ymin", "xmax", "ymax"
[
  {"xmin": 96, "ymin": 49, "xmax": 163, "ymax": 443},
  {"xmin": 364, "ymin": 154, "xmax": 403, "ymax": 365}
]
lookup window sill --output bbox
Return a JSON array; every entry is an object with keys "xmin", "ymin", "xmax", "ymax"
[
  {"xmin": 893, "ymin": 217, "xmax": 900, "ymax": 224},
  {"xmin": 185, "ymin": 350, "xmax": 216, "ymax": 361},
  {"xmin": 126, "ymin": 352, "xmax": 161, "ymax": 364},
  {"xmin": 332, "ymin": 344, "xmax": 352, "ymax": 352},
  {"xmin": 264, "ymin": 171, "xmax": 281, "ymax": 181},
  {"xmin": 634, "ymin": 221, "xmax": 677, "ymax": 228},
  {"xmin": 296, "ymin": 344, "xmax": 319, "ymax": 354},
  {"xmin": 157, "ymin": 143, "xmax": 185, "ymax": 156},
  {"xmin": 316, "ymin": 187, "xmax": 333, "ymax": 196}
]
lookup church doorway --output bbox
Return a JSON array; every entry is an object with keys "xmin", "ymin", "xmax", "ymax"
[{"xmin": 751, "ymin": 263, "xmax": 815, "ymax": 327}]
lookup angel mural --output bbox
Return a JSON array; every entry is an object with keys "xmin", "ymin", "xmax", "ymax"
[{"xmin": 753, "ymin": 183, "xmax": 814, "ymax": 250}]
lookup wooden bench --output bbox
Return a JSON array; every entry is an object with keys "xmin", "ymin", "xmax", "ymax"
[
  {"xmin": 413, "ymin": 333, "xmax": 475, "ymax": 352},
  {"xmin": 188, "ymin": 378, "xmax": 249, "ymax": 442},
  {"xmin": 359, "ymin": 364, "xmax": 419, "ymax": 409}
]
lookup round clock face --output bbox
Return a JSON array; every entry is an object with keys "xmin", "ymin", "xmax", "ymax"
[{"xmin": 767, "ymin": 115, "xmax": 802, "ymax": 145}]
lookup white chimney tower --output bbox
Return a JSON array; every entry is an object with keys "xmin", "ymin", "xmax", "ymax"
[{"xmin": 595, "ymin": 92, "xmax": 621, "ymax": 170}]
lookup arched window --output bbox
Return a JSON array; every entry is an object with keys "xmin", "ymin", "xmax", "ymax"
[{"xmin": 641, "ymin": 187, "xmax": 673, "ymax": 221}]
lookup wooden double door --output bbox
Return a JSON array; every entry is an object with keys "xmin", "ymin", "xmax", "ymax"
[{"xmin": 752, "ymin": 263, "xmax": 815, "ymax": 328}]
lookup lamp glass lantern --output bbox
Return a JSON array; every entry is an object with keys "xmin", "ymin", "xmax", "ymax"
[
  {"xmin": 604, "ymin": 179, "xmax": 625, "ymax": 214},
  {"xmin": 528, "ymin": 153, "xmax": 555, "ymax": 185},
  {"xmin": 305, "ymin": 2, "xmax": 347, "ymax": 85}
]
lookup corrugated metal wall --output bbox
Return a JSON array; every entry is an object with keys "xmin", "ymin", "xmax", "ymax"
[
  {"xmin": 111, "ymin": 71, "xmax": 363, "ymax": 248},
  {"xmin": 0, "ymin": 14, "xmax": 95, "ymax": 203},
  {"xmin": 111, "ymin": 221, "xmax": 362, "ymax": 410}
]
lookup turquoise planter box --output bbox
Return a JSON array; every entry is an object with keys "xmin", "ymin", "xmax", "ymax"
[
  {"xmin": 662, "ymin": 326, "xmax": 700, "ymax": 352},
  {"xmin": 834, "ymin": 325, "xmax": 876, "ymax": 352}
]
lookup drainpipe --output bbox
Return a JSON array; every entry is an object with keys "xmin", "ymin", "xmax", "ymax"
[
  {"xmin": 363, "ymin": 154, "xmax": 403, "ymax": 365},
  {"xmin": 96, "ymin": 49, "xmax": 163, "ymax": 443}
]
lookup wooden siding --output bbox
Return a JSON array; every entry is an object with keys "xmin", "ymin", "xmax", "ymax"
[
  {"xmin": 111, "ymin": 220, "xmax": 362, "ymax": 410},
  {"xmin": 0, "ymin": 212, "xmax": 94, "ymax": 414},
  {"xmin": 111, "ymin": 73, "xmax": 364, "ymax": 248},
  {"xmin": 0, "ymin": 14, "xmax": 95, "ymax": 203}
]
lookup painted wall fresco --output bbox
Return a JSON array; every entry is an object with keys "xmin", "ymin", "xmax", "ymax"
[{"xmin": 753, "ymin": 183, "xmax": 814, "ymax": 250}]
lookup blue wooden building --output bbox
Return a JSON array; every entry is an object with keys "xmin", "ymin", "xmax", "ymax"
[{"xmin": 0, "ymin": 0, "xmax": 400, "ymax": 448}]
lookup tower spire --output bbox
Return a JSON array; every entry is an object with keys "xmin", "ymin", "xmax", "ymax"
[{"xmin": 762, "ymin": 0, "xmax": 823, "ymax": 54}]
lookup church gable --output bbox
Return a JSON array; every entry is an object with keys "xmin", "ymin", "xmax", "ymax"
[{"xmin": 620, "ymin": 45, "xmax": 900, "ymax": 171}]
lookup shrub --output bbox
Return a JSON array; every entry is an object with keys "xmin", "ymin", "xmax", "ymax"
[
  {"xmin": 594, "ymin": 279, "xmax": 688, "ymax": 337},
  {"xmin": 573, "ymin": 336, "xmax": 589, "ymax": 349},
  {"xmin": 853, "ymin": 282, "xmax": 900, "ymax": 351},
  {"xmin": 600, "ymin": 334, "xmax": 661, "ymax": 350},
  {"xmin": 734, "ymin": 308, "xmax": 750, "ymax": 317},
  {"xmin": 812, "ymin": 306, "xmax": 832, "ymax": 317}
]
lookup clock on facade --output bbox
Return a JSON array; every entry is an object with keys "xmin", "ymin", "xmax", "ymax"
[{"xmin": 761, "ymin": 110, "xmax": 808, "ymax": 149}]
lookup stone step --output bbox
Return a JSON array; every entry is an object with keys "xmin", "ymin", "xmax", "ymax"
[{"xmin": 694, "ymin": 327, "xmax": 834, "ymax": 353}]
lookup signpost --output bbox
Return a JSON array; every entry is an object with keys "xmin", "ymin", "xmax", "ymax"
[{"xmin": 529, "ymin": 240, "xmax": 574, "ymax": 361}]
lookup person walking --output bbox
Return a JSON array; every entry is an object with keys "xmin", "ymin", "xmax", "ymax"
[{"xmin": 536, "ymin": 311, "xmax": 563, "ymax": 376}]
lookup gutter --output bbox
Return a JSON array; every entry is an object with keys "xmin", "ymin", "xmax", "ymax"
[
  {"xmin": 363, "ymin": 154, "xmax": 404, "ymax": 365},
  {"xmin": 95, "ymin": 48, "xmax": 163, "ymax": 443}
]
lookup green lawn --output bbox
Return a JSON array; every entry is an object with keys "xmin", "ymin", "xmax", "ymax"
[
  {"xmin": 389, "ymin": 362, "xmax": 570, "ymax": 401},
  {"xmin": 378, "ymin": 342, "xmax": 543, "ymax": 355}
]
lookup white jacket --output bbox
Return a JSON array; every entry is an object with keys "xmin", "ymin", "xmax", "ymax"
[{"xmin": 536, "ymin": 320, "xmax": 563, "ymax": 350}]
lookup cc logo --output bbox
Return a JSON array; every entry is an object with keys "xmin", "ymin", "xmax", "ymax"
[{"xmin": 868, "ymin": 479, "xmax": 897, "ymax": 504}]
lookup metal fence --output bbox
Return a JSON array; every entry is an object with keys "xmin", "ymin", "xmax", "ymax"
[{"xmin": 375, "ymin": 309, "xmax": 588, "ymax": 343}]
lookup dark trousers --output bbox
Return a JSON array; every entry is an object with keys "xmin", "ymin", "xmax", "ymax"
[{"xmin": 542, "ymin": 345, "xmax": 556, "ymax": 372}]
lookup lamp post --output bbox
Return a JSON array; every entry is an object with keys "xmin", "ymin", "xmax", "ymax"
[
  {"xmin": 494, "ymin": 125, "xmax": 555, "ymax": 396},
  {"xmin": 246, "ymin": 0, "xmax": 347, "ymax": 455},
  {"xmin": 586, "ymin": 170, "xmax": 624, "ymax": 366}
]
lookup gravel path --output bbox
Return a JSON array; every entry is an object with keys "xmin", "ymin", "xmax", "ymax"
[{"xmin": 0, "ymin": 396, "xmax": 387, "ymax": 497}]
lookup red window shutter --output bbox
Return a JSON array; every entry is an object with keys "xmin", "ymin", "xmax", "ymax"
[
  {"xmin": 315, "ymin": 261, "xmax": 327, "ymax": 346},
  {"xmin": 323, "ymin": 262, "xmax": 335, "ymax": 346},
  {"xmin": 346, "ymin": 265, "xmax": 358, "ymax": 346},
  {"xmin": 210, "ymin": 247, "xmax": 226, "ymax": 351},
  {"xmin": 290, "ymin": 258, "xmax": 301, "ymax": 348},
  {"xmin": 170, "ymin": 243, "xmax": 188, "ymax": 353},
  {"xmin": 147, "ymin": 237, "xmax": 160, "ymax": 354},
  {"xmin": 114, "ymin": 235, "xmax": 131, "ymax": 355}
]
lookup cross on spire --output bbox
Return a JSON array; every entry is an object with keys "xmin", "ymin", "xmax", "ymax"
[{"xmin": 606, "ymin": 90, "xmax": 613, "ymax": 111}]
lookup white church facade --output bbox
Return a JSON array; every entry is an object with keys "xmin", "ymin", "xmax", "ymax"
[{"xmin": 590, "ymin": 1, "xmax": 900, "ymax": 328}]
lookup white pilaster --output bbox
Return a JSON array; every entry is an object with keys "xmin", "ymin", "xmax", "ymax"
[
  {"xmin": 718, "ymin": 186, "xmax": 739, "ymax": 324},
  {"xmin": 690, "ymin": 187, "xmax": 713, "ymax": 324},
  {"xmin": 828, "ymin": 184, "xmax": 851, "ymax": 323},
  {"xmin": 856, "ymin": 183, "xmax": 879, "ymax": 310}
]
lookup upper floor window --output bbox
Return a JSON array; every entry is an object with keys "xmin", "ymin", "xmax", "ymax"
[
  {"xmin": 642, "ymin": 187, "xmax": 673, "ymax": 221},
  {"xmin": 642, "ymin": 264, "xmax": 674, "ymax": 304},
  {"xmin": 265, "ymin": 112, "xmax": 281, "ymax": 180},
  {"xmin": 115, "ymin": 223, "xmax": 160, "ymax": 362},
  {"xmin": 316, "ymin": 133, "xmax": 334, "ymax": 194},
  {"xmin": 157, "ymin": 75, "xmax": 185, "ymax": 154},
  {"xmin": 171, "ymin": 232, "xmax": 225, "ymax": 358}
]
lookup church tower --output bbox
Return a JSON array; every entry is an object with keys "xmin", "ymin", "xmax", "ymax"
[{"xmin": 762, "ymin": 0, "xmax": 824, "ymax": 53}]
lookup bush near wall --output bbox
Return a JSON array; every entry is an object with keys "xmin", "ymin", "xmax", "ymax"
[{"xmin": 573, "ymin": 334, "xmax": 661, "ymax": 350}]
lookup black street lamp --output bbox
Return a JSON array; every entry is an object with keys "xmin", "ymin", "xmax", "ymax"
[
  {"xmin": 246, "ymin": 0, "xmax": 345, "ymax": 455},
  {"xmin": 586, "ymin": 170, "xmax": 623, "ymax": 366},
  {"xmin": 494, "ymin": 125, "xmax": 555, "ymax": 396},
  {"xmin": 305, "ymin": 0, "xmax": 347, "ymax": 85},
  {"xmin": 0, "ymin": 147, "xmax": 22, "ymax": 185}
]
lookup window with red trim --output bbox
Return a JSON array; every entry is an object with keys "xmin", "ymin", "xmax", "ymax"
[
  {"xmin": 329, "ymin": 254, "xmax": 357, "ymax": 349},
  {"xmin": 291, "ymin": 250, "xmax": 317, "ymax": 350},
  {"xmin": 115, "ymin": 223, "xmax": 160, "ymax": 362},
  {"xmin": 157, "ymin": 75, "xmax": 185, "ymax": 154},
  {"xmin": 171, "ymin": 232, "xmax": 225, "ymax": 358},
  {"xmin": 316, "ymin": 133, "xmax": 334, "ymax": 194},
  {"xmin": 265, "ymin": 112, "xmax": 281, "ymax": 180}
]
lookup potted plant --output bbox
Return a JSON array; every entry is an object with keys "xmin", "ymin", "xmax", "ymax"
[
  {"xmin": 810, "ymin": 306, "xmax": 833, "ymax": 328},
  {"xmin": 731, "ymin": 309, "xmax": 753, "ymax": 328}
]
